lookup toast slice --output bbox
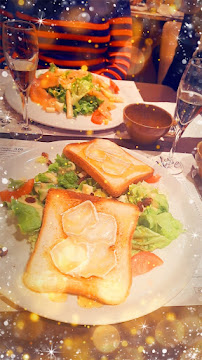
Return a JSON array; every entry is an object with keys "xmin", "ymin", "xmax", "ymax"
[
  {"xmin": 23, "ymin": 189, "xmax": 139, "ymax": 305},
  {"xmin": 63, "ymin": 139, "xmax": 154, "ymax": 197}
]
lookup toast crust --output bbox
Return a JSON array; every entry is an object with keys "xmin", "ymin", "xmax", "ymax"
[
  {"xmin": 23, "ymin": 189, "xmax": 139, "ymax": 305},
  {"xmin": 63, "ymin": 139, "xmax": 154, "ymax": 197}
]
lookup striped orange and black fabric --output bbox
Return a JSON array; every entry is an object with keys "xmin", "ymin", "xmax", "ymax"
[{"xmin": 0, "ymin": 0, "xmax": 132, "ymax": 80}]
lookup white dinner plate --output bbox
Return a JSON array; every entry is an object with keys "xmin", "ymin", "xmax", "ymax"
[
  {"xmin": 0, "ymin": 140, "xmax": 201, "ymax": 325},
  {"xmin": 4, "ymin": 70, "xmax": 129, "ymax": 132}
]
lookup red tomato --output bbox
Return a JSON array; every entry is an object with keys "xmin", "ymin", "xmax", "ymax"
[
  {"xmin": 91, "ymin": 110, "xmax": 105, "ymax": 124},
  {"xmin": 145, "ymin": 174, "xmax": 161, "ymax": 183},
  {"xmin": 131, "ymin": 251, "xmax": 163, "ymax": 277},
  {"xmin": 109, "ymin": 79, "xmax": 119, "ymax": 94},
  {"xmin": 0, "ymin": 179, "xmax": 34, "ymax": 202}
]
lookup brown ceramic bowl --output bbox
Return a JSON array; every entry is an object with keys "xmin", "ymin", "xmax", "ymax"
[
  {"xmin": 123, "ymin": 103, "xmax": 173, "ymax": 145},
  {"xmin": 195, "ymin": 141, "xmax": 202, "ymax": 179}
]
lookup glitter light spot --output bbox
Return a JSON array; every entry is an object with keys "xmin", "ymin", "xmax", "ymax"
[
  {"xmin": 130, "ymin": 327, "xmax": 137, "ymax": 335},
  {"xmin": 85, "ymin": 130, "xmax": 93, "ymax": 136},
  {"xmin": 6, "ymin": 350, "xmax": 14, "ymax": 357},
  {"xmin": 81, "ymin": 65, "xmax": 88, "ymax": 71},
  {"xmin": 17, "ymin": 320, "xmax": 25, "ymax": 330},
  {"xmin": 166, "ymin": 312, "xmax": 176, "ymax": 321},
  {"xmin": 30, "ymin": 313, "xmax": 40, "ymax": 322},
  {"xmin": 22, "ymin": 354, "xmax": 30, "ymax": 360},
  {"xmin": 121, "ymin": 340, "xmax": 128, "ymax": 347},
  {"xmin": 2, "ymin": 70, "xmax": 9, "ymax": 78},
  {"xmin": 92, "ymin": 325, "xmax": 120, "ymax": 353},
  {"xmin": 146, "ymin": 336, "xmax": 155, "ymax": 345}
]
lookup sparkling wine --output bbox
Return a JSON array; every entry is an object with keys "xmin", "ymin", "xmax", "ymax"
[
  {"xmin": 175, "ymin": 90, "xmax": 202, "ymax": 128},
  {"xmin": 9, "ymin": 59, "xmax": 36, "ymax": 92}
]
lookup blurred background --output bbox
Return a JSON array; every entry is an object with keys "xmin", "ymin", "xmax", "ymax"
[{"xmin": 128, "ymin": 0, "xmax": 201, "ymax": 87}]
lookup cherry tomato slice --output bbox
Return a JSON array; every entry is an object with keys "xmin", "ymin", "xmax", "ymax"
[
  {"xmin": 109, "ymin": 79, "xmax": 119, "ymax": 94},
  {"xmin": 91, "ymin": 110, "xmax": 105, "ymax": 124},
  {"xmin": 131, "ymin": 251, "xmax": 163, "ymax": 277},
  {"xmin": 145, "ymin": 174, "xmax": 161, "ymax": 183},
  {"xmin": 0, "ymin": 179, "xmax": 34, "ymax": 202}
]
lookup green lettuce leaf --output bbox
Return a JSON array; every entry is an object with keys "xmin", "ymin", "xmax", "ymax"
[
  {"xmin": 49, "ymin": 63, "xmax": 57, "ymax": 72},
  {"xmin": 154, "ymin": 212, "xmax": 184, "ymax": 241},
  {"xmin": 138, "ymin": 207, "xmax": 183, "ymax": 241},
  {"xmin": 71, "ymin": 74, "xmax": 93, "ymax": 105},
  {"xmin": 128, "ymin": 181, "xmax": 169, "ymax": 212},
  {"xmin": 48, "ymin": 154, "xmax": 73, "ymax": 173},
  {"xmin": 57, "ymin": 171, "xmax": 78, "ymax": 189},
  {"xmin": 132, "ymin": 225, "xmax": 172, "ymax": 253},
  {"xmin": 73, "ymin": 95, "xmax": 103, "ymax": 117},
  {"xmin": 11, "ymin": 200, "xmax": 42, "ymax": 234},
  {"xmin": 47, "ymin": 85, "xmax": 66, "ymax": 104}
]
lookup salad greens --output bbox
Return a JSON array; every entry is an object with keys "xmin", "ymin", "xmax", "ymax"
[
  {"xmin": 118, "ymin": 182, "xmax": 184, "ymax": 255},
  {"xmin": 10, "ymin": 199, "xmax": 42, "ymax": 235},
  {"xmin": 2, "ymin": 154, "xmax": 184, "ymax": 253},
  {"xmin": 45, "ymin": 67, "xmax": 103, "ymax": 117}
]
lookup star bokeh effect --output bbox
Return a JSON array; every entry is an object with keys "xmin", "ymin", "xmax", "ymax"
[{"xmin": 0, "ymin": 306, "xmax": 201, "ymax": 359}]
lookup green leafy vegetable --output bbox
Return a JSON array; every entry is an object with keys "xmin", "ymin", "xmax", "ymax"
[
  {"xmin": 47, "ymin": 85, "xmax": 66, "ymax": 105},
  {"xmin": 132, "ymin": 226, "xmax": 172, "ymax": 254},
  {"xmin": 8, "ymin": 178, "xmax": 25, "ymax": 190},
  {"xmin": 73, "ymin": 95, "xmax": 103, "ymax": 117},
  {"xmin": 128, "ymin": 181, "xmax": 168, "ymax": 212},
  {"xmin": 71, "ymin": 73, "xmax": 93, "ymax": 105},
  {"xmin": 49, "ymin": 63, "xmax": 57, "ymax": 73},
  {"xmin": 48, "ymin": 154, "xmax": 73, "ymax": 173},
  {"xmin": 11, "ymin": 200, "xmax": 42, "ymax": 234},
  {"xmin": 153, "ymin": 212, "xmax": 184, "ymax": 241},
  {"xmin": 126, "ymin": 182, "xmax": 184, "ymax": 253},
  {"xmin": 78, "ymin": 177, "xmax": 101, "ymax": 192},
  {"xmin": 57, "ymin": 171, "xmax": 78, "ymax": 189},
  {"xmin": 35, "ymin": 173, "xmax": 53, "ymax": 183}
]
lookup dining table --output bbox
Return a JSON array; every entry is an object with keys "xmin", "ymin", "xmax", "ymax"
[
  {"xmin": 0, "ymin": 69, "xmax": 201, "ymax": 360},
  {"xmin": 130, "ymin": 2, "xmax": 184, "ymax": 22}
]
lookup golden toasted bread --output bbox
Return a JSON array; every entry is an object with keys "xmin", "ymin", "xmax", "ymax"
[
  {"xmin": 23, "ymin": 189, "xmax": 139, "ymax": 305},
  {"xmin": 63, "ymin": 139, "xmax": 154, "ymax": 197}
]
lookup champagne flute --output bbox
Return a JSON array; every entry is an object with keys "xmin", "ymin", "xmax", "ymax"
[
  {"xmin": 159, "ymin": 55, "xmax": 202, "ymax": 175},
  {"xmin": 2, "ymin": 19, "xmax": 42, "ymax": 140}
]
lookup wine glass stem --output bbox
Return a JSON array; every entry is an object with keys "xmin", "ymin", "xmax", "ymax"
[
  {"xmin": 169, "ymin": 124, "xmax": 183, "ymax": 161},
  {"xmin": 21, "ymin": 90, "xmax": 30, "ymax": 130}
]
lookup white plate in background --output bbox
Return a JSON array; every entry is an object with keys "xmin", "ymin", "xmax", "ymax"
[{"xmin": 5, "ymin": 70, "xmax": 130, "ymax": 132}]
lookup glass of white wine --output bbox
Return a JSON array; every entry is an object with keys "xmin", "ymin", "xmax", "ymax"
[
  {"xmin": 2, "ymin": 19, "xmax": 42, "ymax": 140},
  {"xmin": 160, "ymin": 55, "xmax": 202, "ymax": 174}
]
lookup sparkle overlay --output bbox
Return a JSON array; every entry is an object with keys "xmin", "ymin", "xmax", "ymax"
[
  {"xmin": 0, "ymin": 1, "xmax": 201, "ymax": 360},
  {"xmin": 0, "ymin": 307, "xmax": 201, "ymax": 359}
]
